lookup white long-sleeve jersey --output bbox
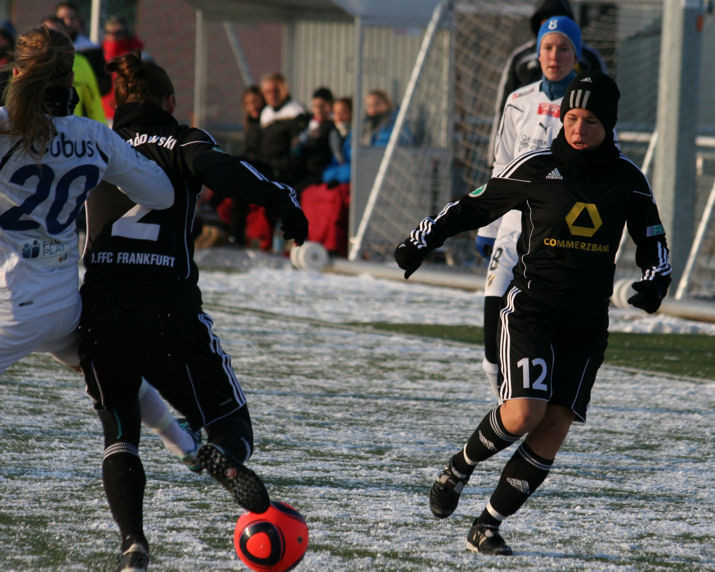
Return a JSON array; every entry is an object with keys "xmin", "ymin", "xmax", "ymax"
[
  {"xmin": 0, "ymin": 111, "xmax": 173, "ymax": 321},
  {"xmin": 478, "ymin": 80, "xmax": 564, "ymax": 240}
]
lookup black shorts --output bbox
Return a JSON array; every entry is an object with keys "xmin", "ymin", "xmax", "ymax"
[
  {"xmin": 497, "ymin": 286, "xmax": 609, "ymax": 422},
  {"xmin": 79, "ymin": 285, "xmax": 246, "ymax": 429}
]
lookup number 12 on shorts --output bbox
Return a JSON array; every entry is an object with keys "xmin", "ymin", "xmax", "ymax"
[{"xmin": 517, "ymin": 357, "xmax": 548, "ymax": 391}]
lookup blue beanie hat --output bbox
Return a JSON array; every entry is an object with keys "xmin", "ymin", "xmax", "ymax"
[{"xmin": 537, "ymin": 16, "xmax": 582, "ymax": 59}]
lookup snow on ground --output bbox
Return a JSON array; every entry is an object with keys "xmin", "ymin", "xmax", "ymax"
[
  {"xmin": 1, "ymin": 262, "xmax": 713, "ymax": 570},
  {"xmin": 198, "ymin": 265, "xmax": 715, "ymax": 335}
]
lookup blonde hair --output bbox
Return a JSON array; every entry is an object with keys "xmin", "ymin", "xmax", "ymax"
[
  {"xmin": 2, "ymin": 27, "xmax": 75, "ymax": 157},
  {"xmin": 367, "ymin": 89, "xmax": 392, "ymax": 109}
]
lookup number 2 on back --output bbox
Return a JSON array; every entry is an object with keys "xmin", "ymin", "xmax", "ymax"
[
  {"xmin": 111, "ymin": 204, "xmax": 160, "ymax": 241},
  {"xmin": 517, "ymin": 357, "xmax": 548, "ymax": 391}
]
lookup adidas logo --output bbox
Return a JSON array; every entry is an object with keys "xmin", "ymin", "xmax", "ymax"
[
  {"xmin": 546, "ymin": 168, "xmax": 563, "ymax": 180},
  {"xmin": 581, "ymin": 76, "xmax": 592, "ymax": 82},
  {"xmin": 479, "ymin": 430, "xmax": 497, "ymax": 451},
  {"xmin": 506, "ymin": 477, "xmax": 531, "ymax": 494}
]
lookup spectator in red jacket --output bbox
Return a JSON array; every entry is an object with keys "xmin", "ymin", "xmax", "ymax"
[{"xmin": 101, "ymin": 16, "xmax": 147, "ymax": 122}]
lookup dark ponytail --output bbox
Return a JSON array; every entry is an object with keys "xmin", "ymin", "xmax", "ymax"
[{"xmin": 107, "ymin": 51, "xmax": 174, "ymax": 108}]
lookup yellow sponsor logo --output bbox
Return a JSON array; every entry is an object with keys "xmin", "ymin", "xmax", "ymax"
[
  {"xmin": 565, "ymin": 202, "xmax": 602, "ymax": 237},
  {"xmin": 543, "ymin": 237, "xmax": 610, "ymax": 253}
]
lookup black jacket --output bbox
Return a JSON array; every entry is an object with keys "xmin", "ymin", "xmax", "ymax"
[
  {"xmin": 407, "ymin": 134, "xmax": 671, "ymax": 315},
  {"xmin": 83, "ymin": 102, "xmax": 302, "ymax": 305},
  {"xmin": 259, "ymin": 102, "xmax": 310, "ymax": 185}
]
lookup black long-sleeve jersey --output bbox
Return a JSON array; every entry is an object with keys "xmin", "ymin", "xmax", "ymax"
[
  {"xmin": 408, "ymin": 147, "xmax": 671, "ymax": 315},
  {"xmin": 83, "ymin": 102, "xmax": 302, "ymax": 307}
]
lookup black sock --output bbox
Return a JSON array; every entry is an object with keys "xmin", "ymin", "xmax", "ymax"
[
  {"xmin": 481, "ymin": 442, "xmax": 554, "ymax": 525},
  {"xmin": 452, "ymin": 406, "xmax": 520, "ymax": 476},
  {"xmin": 102, "ymin": 443, "xmax": 147, "ymax": 551},
  {"xmin": 483, "ymin": 296, "xmax": 502, "ymax": 364}
]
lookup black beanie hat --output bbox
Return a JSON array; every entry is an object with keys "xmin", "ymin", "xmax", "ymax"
[{"xmin": 560, "ymin": 70, "xmax": 620, "ymax": 131}]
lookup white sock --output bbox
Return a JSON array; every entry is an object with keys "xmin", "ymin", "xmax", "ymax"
[
  {"xmin": 138, "ymin": 379, "xmax": 195, "ymax": 457},
  {"xmin": 482, "ymin": 358, "xmax": 499, "ymax": 398}
]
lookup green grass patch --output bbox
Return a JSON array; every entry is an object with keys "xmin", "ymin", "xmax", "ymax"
[{"xmin": 366, "ymin": 323, "xmax": 714, "ymax": 380}]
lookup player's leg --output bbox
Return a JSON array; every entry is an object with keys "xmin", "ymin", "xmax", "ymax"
[
  {"xmin": 42, "ymin": 297, "xmax": 199, "ymax": 470},
  {"xmin": 430, "ymin": 285, "xmax": 551, "ymax": 520},
  {"xmin": 482, "ymin": 227, "xmax": 519, "ymax": 396},
  {"xmin": 467, "ymin": 405, "xmax": 573, "ymax": 555},
  {"xmin": 42, "ymin": 298, "xmax": 82, "ymax": 371},
  {"xmin": 0, "ymin": 300, "xmax": 81, "ymax": 375},
  {"xmin": 147, "ymin": 310, "xmax": 269, "ymax": 514},
  {"xmin": 429, "ymin": 404, "xmax": 521, "ymax": 519},
  {"xmin": 83, "ymin": 358, "xmax": 149, "ymax": 568},
  {"xmin": 78, "ymin": 286, "xmax": 150, "ymax": 567},
  {"xmin": 199, "ymin": 404, "xmax": 269, "ymax": 514},
  {"xmin": 464, "ymin": 286, "xmax": 559, "ymax": 554},
  {"xmin": 137, "ymin": 379, "xmax": 203, "ymax": 471},
  {"xmin": 467, "ymin": 305, "xmax": 606, "ymax": 555}
]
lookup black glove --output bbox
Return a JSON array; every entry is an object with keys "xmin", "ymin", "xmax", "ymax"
[
  {"xmin": 628, "ymin": 276, "xmax": 671, "ymax": 314},
  {"xmin": 394, "ymin": 240, "xmax": 426, "ymax": 279},
  {"xmin": 280, "ymin": 207, "xmax": 309, "ymax": 246},
  {"xmin": 475, "ymin": 236, "xmax": 495, "ymax": 260}
]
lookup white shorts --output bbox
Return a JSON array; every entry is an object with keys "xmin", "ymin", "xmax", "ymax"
[
  {"xmin": 484, "ymin": 227, "xmax": 520, "ymax": 297},
  {"xmin": 0, "ymin": 298, "xmax": 81, "ymax": 375}
]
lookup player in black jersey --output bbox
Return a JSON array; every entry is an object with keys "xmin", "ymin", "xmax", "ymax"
[
  {"xmin": 78, "ymin": 53, "xmax": 308, "ymax": 570},
  {"xmin": 396, "ymin": 71, "xmax": 671, "ymax": 555}
]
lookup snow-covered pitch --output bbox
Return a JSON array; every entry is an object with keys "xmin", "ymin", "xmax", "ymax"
[{"xmin": 2, "ymin": 266, "xmax": 712, "ymax": 570}]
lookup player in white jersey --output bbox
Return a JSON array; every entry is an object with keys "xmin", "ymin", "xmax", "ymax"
[
  {"xmin": 0, "ymin": 27, "xmax": 173, "ymax": 373},
  {"xmin": 475, "ymin": 16, "xmax": 581, "ymax": 394},
  {"xmin": 0, "ymin": 28, "xmax": 204, "ymax": 472},
  {"xmin": 0, "ymin": 28, "xmax": 203, "ymax": 485}
]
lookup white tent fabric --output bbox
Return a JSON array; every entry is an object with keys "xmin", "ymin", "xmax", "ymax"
[
  {"xmin": 331, "ymin": 0, "xmax": 442, "ymax": 26},
  {"xmin": 181, "ymin": 0, "xmax": 351, "ymax": 22},
  {"xmin": 181, "ymin": 0, "xmax": 441, "ymax": 26}
]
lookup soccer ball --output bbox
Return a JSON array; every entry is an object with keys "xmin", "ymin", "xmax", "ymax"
[{"xmin": 234, "ymin": 501, "xmax": 309, "ymax": 571}]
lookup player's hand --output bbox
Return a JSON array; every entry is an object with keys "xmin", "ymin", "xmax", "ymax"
[
  {"xmin": 394, "ymin": 240, "xmax": 426, "ymax": 279},
  {"xmin": 280, "ymin": 207, "xmax": 309, "ymax": 246},
  {"xmin": 475, "ymin": 236, "xmax": 495, "ymax": 260},
  {"xmin": 628, "ymin": 276, "xmax": 671, "ymax": 314}
]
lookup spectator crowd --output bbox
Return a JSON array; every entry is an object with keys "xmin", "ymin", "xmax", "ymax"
[{"xmin": 196, "ymin": 73, "xmax": 407, "ymax": 258}]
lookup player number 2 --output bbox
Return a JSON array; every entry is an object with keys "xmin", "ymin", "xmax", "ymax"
[
  {"xmin": 111, "ymin": 204, "xmax": 160, "ymax": 241},
  {"xmin": 517, "ymin": 357, "xmax": 548, "ymax": 391}
]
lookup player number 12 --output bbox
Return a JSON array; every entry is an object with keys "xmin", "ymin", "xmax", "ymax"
[{"xmin": 517, "ymin": 357, "xmax": 548, "ymax": 391}]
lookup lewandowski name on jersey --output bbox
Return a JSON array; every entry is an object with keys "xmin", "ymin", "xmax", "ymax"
[
  {"xmin": 126, "ymin": 132, "xmax": 177, "ymax": 150},
  {"xmin": 90, "ymin": 250, "xmax": 175, "ymax": 267}
]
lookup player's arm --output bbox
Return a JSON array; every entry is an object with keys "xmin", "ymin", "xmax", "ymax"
[
  {"xmin": 395, "ymin": 179, "xmax": 522, "ymax": 278},
  {"xmin": 625, "ymin": 170, "xmax": 672, "ymax": 313},
  {"xmin": 187, "ymin": 133, "xmax": 308, "ymax": 244}
]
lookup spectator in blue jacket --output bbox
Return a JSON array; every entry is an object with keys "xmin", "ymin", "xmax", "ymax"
[
  {"xmin": 361, "ymin": 89, "xmax": 415, "ymax": 147},
  {"xmin": 323, "ymin": 96, "xmax": 352, "ymax": 185}
]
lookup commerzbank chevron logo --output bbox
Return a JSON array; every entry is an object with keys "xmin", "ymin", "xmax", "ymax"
[{"xmin": 565, "ymin": 202, "xmax": 602, "ymax": 237}]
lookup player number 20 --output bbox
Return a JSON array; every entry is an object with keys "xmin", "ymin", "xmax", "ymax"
[{"xmin": 517, "ymin": 357, "xmax": 548, "ymax": 391}]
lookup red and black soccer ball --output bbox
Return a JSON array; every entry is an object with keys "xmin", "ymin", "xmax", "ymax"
[{"xmin": 234, "ymin": 501, "xmax": 309, "ymax": 571}]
